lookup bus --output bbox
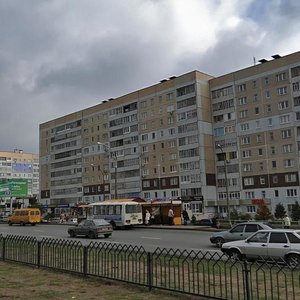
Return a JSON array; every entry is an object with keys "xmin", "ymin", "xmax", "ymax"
[
  {"xmin": 89, "ymin": 201, "xmax": 143, "ymax": 229},
  {"xmin": 8, "ymin": 208, "xmax": 41, "ymax": 226}
]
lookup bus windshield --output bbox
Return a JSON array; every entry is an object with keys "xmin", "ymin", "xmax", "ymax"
[{"xmin": 125, "ymin": 204, "xmax": 142, "ymax": 214}]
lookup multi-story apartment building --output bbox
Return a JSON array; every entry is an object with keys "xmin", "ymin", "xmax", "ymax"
[
  {"xmin": 40, "ymin": 71, "xmax": 215, "ymax": 216},
  {"xmin": 0, "ymin": 149, "xmax": 39, "ymax": 211},
  {"xmin": 211, "ymin": 51, "xmax": 300, "ymax": 215},
  {"xmin": 40, "ymin": 50, "xmax": 300, "ymax": 216}
]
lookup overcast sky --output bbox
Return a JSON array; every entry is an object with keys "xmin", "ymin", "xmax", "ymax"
[{"xmin": 1, "ymin": 0, "xmax": 300, "ymax": 154}]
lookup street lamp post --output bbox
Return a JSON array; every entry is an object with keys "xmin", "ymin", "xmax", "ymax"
[
  {"xmin": 217, "ymin": 144, "xmax": 231, "ymax": 226},
  {"xmin": 98, "ymin": 142, "xmax": 117, "ymax": 199}
]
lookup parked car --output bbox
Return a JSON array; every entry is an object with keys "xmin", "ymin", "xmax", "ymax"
[
  {"xmin": 67, "ymin": 219, "xmax": 113, "ymax": 239},
  {"xmin": 210, "ymin": 222, "xmax": 272, "ymax": 248},
  {"xmin": 221, "ymin": 229, "xmax": 300, "ymax": 267},
  {"xmin": 198, "ymin": 219, "xmax": 214, "ymax": 226}
]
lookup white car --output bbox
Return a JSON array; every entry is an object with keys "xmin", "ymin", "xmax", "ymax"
[{"xmin": 221, "ymin": 229, "xmax": 300, "ymax": 267}]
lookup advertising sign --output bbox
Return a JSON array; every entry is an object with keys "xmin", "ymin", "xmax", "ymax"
[{"xmin": 0, "ymin": 179, "xmax": 28, "ymax": 197}]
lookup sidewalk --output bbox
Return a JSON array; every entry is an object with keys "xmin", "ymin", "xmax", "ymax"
[{"xmin": 137, "ymin": 224, "xmax": 220, "ymax": 232}]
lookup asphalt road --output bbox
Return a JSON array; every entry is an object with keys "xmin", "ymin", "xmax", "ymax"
[{"xmin": 0, "ymin": 223, "xmax": 221, "ymax": 254}]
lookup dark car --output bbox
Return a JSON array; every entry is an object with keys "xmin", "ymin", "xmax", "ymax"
[
  {"xmin": 198, "ymin": 219, "xmax": 214, "ymax": 226},
  {"xmin": 68, "ymin": 219, "xmax": 113, "ymax": 239}
]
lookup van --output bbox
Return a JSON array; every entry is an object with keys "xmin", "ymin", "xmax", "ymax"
[{"xmin": 8, "ymin": 208, "xmax": 41, "ymax": 226}]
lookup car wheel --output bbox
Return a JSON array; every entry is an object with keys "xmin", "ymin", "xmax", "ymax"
[
  {"xmin": 228, "ymin": 249, "xmax": 242, "ymax": 261},
  {"xmin": 69, "ymin": 230, "xmax": 76, "ymax": 238},
  {"xmin": 88, "ymin": 231, "xmax": 95, "ymax": 239},
  {"xmin": 215, "ymin": 237, "xmax": 225, "ymax": 248},
  {"xmin": 110, "ymin": 221, "xmax": 116, "ymax": 230},
  {"xmin": 286, "ymin": 254, "xmax": 300, "ymax": 268},
  {"xmin": 104, "ymin": 234, "xmax": 111, "ymax": 238}
]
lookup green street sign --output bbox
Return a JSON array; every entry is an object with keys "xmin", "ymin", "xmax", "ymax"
[{"xmin": 0, "ymin": 179, "xmax": 28, "ymax": 197}]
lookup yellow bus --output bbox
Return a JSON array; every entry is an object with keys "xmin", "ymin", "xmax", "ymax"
[{"xmin": 8, "ymin": 208, "xmax": 41, "ymax": 226}]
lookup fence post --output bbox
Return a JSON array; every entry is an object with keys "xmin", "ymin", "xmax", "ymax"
[
  {"xmin": 243, "ymin": 260, "xmax": 251, "ymax": 300},
  {"xmin": 83, "ymin": 246, "xmax": 88, "ymax": 276},
  {"xmin": 147, "ymin": 252, "xmax": 152, "ymax": 291},
  {"xmin": 2, "ymin": 236, "xmax": 5, "ymax": 261},
  {"xmin": 37, "ymin": 241, "xmax": 41, "ymax": 268}
]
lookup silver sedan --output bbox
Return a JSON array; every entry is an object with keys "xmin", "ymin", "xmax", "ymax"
[{"xmin": 221, "ymin": 229, "xmax": 300, "ymax": 267}]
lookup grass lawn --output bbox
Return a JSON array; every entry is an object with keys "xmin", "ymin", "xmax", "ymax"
[{"xmin": 0, "ymin": 261, "xmax": 203, "ymax": 300}]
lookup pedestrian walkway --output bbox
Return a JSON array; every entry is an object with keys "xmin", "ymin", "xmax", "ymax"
[{"xmin": 137, "ymin": 224, "xmax": 220, "ymax": 232}]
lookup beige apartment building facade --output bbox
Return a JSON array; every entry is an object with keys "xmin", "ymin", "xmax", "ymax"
[
  {"xmin": 0, "ymin": 149, "xmax": 39, "ymax": 213},
  {"xmin": 40, "ymin": 51, "xmax": 300, "ymax": 216},
  {"xmin": 211, "ymin": 51, "xmax": 300, "ymax": 216},
  {"xmin": 40, "ymin": 71, "xmax": 216, "ymax": 216}
]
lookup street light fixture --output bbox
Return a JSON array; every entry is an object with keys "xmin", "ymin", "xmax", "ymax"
[
  {"xmin": 217, "ymin": 144, "xmax": 231, "ymax": 226},
  {"xmin": 97, "ymin": 142, "xmax": 118, "ymax": 199}
]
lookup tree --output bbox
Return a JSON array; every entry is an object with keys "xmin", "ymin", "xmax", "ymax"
[
  {"xmin": 255, "ymin": 204, "xmax": 272, "ymax": 221},
  {"xmin": 274, "ymin": 203, "xmax": 286, "ymax": 219},
  {"xmin": 291, "ymin": 201, "xmax": 300, "ymax": 221}
]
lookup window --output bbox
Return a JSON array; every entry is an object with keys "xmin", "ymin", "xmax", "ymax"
[
  {"xmin": 277, "ymin": 86, "xmax": 288, "ymax": 95},
  {"xmin": 238, "ymin": 84, "xmax": 246, "ymax": 92},
  {"xmin": 287, "ymin": 189, "xmax": 297, "ymax": 197},
  {"xmin": 285, "ymin": 174, "xmax": 296, "ymax": 182},
  {"xmin": 284, "ymin": 159, "xmax": 294, "ymax": 167},
  {"xmin": 244, "ymin": 177, "xmax": 254, "ymax": 186},
  {"xmin": 272, "ymin": 161, "xmax": 277, "ymax": 168},
  {"xmin": 268, "ymin": 118, "xmax": 273, "ymax": 126},
  {"xmin": 280, "ymin": 114, "xmax": 290, "ymax": 124},
  {"xmin": 255, "ymin": 107, "xmax": 259, "ymax": 114},
  {"xmin": 247, "ymin": 206, "xmax": 256, "ymax": 213},
  {"xmin": 245, "ymin": 224, "xmax": 259, "ymax": 232},
  {"xmin": 258, "ymin": 149, "xmax": 263, "ymax": 155},
  {"xmin": 242, "ymin": 150, "xmax": 251, "ymax": 158},
  {"xmin": 282, "ymin": 129, "xmax": 292, "ymax": 139},
  {"xmin": 240, "ymin": 123, "xmax": 249, "ymax": 131},
  {"xmin": 260, "ymin": 176, "xmax": 265, "ymax": 184},
  {"xmin": 266, "ymin": 104, "xmax": 271, "ymax": 113},
  {"xmin": 256, "ymin": 134, "xmax": 262, "ymax": 143},
  {"xmin": 276, "ymin": 72, "xmax": 286, "ymax": 82},
  {"xmin": 294, "ymin": 96, "xmax": 300, "ymax": 106},
  {"xmin": 249, "ymin": 232, "xmax": 269, "ymax": 243},
  {"xmin": 243, "ymin": 164, "xmax": 252, "ymax": 171},
  {"xmin": 293, "ymin": 82, "xmax": 300, "ymax": 92},
  {"xmin": 265, "ymin": 90, "xmax": 270, "ymax": 98},
  {"xmin": 231, "ymin": 224, "xmax": 245, "ymax": 233},
  {"xmin": 278, "ymin": 100, "xmax": 289, "ymax": 110},
  {"xmin": 239, "ymin": 110, "xmax": 248, "ymax": 118},
  {"xmin": 283, "ymin": 144, "xmax": 292, "ymax": 153},
  {"xmin": 287, "ymin": 233, "xmax": 300, "ymax": 243},
  {"xmin": 265, "ymin": 77, "xmax": 269, "ymax": 85},
  {"xmin": 275, "ymin": 190, "xmax": 279, "ymax": 197},
  {"xmin": 176, "ymin": 84, "xmax": 195, "ymax": 97},
  {"xmin": 270, "ymin": 146, "xmax": 275, "ymax": 154},
  {"xmin": 269, "ymin": 232, "xmax": 287, "ymax": 243},
  {"xmin": 239, "ymin": 97, "xmax": 247, "ymax": 105},
  {"xmin": 241, "ymin": 136, "xmax": 250, "ymax": 145}
]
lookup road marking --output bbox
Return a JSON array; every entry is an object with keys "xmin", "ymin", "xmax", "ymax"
[{"xmin": 141, "ymin": 236, "xmax": 161, "ymax": 240}]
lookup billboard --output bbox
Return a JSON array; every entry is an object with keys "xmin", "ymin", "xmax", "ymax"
[{"xmin": 0, "ymin": 179, "xmax": 28, "ymax": 197}]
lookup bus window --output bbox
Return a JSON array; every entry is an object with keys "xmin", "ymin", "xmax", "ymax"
[
  {"xmin": 115, "ymin": 205, "xmax": 121, "ymax": 215},
  {"xmin": 108, "ymin": 205, "xmax": 114, "ymax": 215}
]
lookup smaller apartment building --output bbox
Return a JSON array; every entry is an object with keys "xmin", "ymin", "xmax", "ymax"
[
  {"xmin": 0, "ymin": 149, "xmax": 39, "ymax": 212},
  {"xmin": 40, "ymin": 50, "xmax": 300, "ymax": 216}
]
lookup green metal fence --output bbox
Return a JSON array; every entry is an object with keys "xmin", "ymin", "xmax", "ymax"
[{"xmin": 0, "ymin": 234, "xmax": 299, "ymax": 300}]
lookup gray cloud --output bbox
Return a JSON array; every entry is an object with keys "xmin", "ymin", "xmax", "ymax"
[{"xmin": 0, "ymin": 0, "xmax": 300, "ymax": 153}]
